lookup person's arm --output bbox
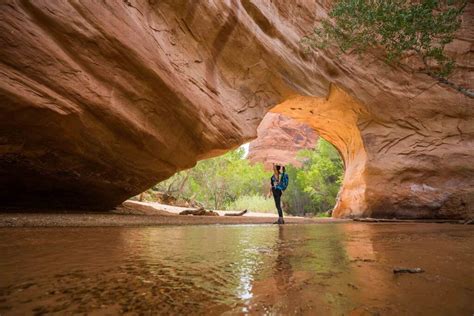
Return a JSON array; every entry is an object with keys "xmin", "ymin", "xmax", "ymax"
[
  {"xmin": 267, "ymin": 175, "xmax": 273, "ymax": 198},
  {"xmin": 272, "ymin": 163, "xmax": 280, "ymax": 184}
]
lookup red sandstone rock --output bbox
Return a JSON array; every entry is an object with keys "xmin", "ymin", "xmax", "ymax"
[
  {"xmin": 247, "ymin": 113, "xmax": 318, "ymax": 169},
  {"xmin": 0, "ymin": 1, "xmax": 473, "ymax": 218}
]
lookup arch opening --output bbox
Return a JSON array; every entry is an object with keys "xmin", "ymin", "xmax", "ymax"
[
  {"xmin": 270, "ymin": 85, "xmax": 369, "ymax": 218},
  {"xmin": 135, "ymin": 85, "xmax": 361, "ymax": 219}
]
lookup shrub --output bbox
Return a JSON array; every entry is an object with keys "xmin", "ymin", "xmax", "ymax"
[
  {"xmin": 302, "ymin": 0, "xmax": 472, "ymax": 97},
  {"xmin": 226, "ymin": 194, "xmax": 277, "ymax": 213}
]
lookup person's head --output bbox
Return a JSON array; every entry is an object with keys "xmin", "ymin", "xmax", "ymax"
[
  {"xmin": 282, "ymin": 166, "xmax": 286, "ymax": 173},
  {"xmin": 275, "ymin": 165, "xmax": 281, "ymax": 172}
]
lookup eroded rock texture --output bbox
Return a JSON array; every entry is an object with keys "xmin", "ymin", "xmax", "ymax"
[
  {"xmin": 247, "ymin": 113, "xmax": 318, "ymax": 169},
  {"xmin": 0, "ymin": 1, "xmax": 473, "ymax": 217},
  {"xmin": 0, "ymin": 0, "xmax": 318, "ymax": 209},
  {"xmin": 270, "ymin": 2, "xmax": 474, "ymax": 219}
]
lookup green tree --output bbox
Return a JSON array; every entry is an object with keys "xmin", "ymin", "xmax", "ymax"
[
  {"xmin": 152, "ymin": 147, "xmax": 269, "ymax": 210},
  {"xmin": 286, "ymin": 140, "xmax": 344, "ymax": 215},
  {"xmin": 284, "ymin": 164, "xmax": 316, "ymax": 216},
  {"xmin": 302, "ymin": 0, "xmax": 472, "ymax": 97},
  {"xmin": 148, "ymin": 141, "xmax": 344, "ymax": 216}
]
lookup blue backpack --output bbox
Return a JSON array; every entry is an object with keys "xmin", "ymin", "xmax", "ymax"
[{"xmin": 279, "ymin": 173, "xmax": 289, "ymax": 191}]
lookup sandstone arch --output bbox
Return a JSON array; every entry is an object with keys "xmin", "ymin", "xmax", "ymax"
[
  {"xmin": 271, "ymin": 85, "xmax": 368, "ymax": 218},
  {"xmin": 0, "ymin": 1, "xmax": 472, "ymax": 217}
]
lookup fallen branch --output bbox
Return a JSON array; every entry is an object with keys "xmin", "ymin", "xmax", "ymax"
[
  {"xmin": 179, "ymin": 207, "xmax": 219, "ymax": 216},
  {"xmin": 224, "ymin": 210, "xmax": 248, "ymax": 217}
]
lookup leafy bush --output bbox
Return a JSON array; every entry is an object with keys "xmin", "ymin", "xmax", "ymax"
[
  {"xmin": 285, "ymin": 139, "xmax": 344, "ymax": 216},
  {"xmin": 148, "ymin": 140, "xmax": 344, "ymax": 217},
  {"xmin": 151, "ymin": 147, "xmax": 270, "ymax": 210},
  {"xmin": 302, "ymin": 0, "xmax": 472, "ymax": 97}
]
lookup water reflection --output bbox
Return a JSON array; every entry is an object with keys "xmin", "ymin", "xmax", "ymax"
[
  {"xmin": 274, "ymin": 226, "xmax": 293, "ymax": 292},
  {"xmin": 0, "ymin": 224, "xmax": 473, "ymax": 315},
  {"xmin": 339, "ymin": 223, "xmax": 474, "ymax": 315}
]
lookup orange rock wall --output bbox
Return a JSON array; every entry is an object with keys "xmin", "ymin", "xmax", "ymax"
[
  {"xmin": 272, "ymin": 86, "xmax": 369, "ymax": 217},
  {"xmin": 247, "ymin": 113, "xmax": 318, "ymax": 169}
]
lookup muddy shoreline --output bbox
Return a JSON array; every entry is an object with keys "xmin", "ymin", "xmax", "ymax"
[
  {"xmin": 0, "ymin": 200, "xmax": 347, "ymax": 227},
  {"xmin": 1, "ymin": 212, "xmax": 471, "ymax": 228},
  {"xmin": 1, "ymin": 201, "xmax": 470, "ymax": 227},
  {"xmin": 0, "ymin": 212, "xmax": 347, "ymax": 227}
]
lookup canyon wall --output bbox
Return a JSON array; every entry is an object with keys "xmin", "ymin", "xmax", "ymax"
[
  {"xmin": 0, "ymin": 1, "xmax": 473, "ymax": 218},
  {"xmin": 247, "ymin": 113, "xmax": 318, "ymax": 169}
]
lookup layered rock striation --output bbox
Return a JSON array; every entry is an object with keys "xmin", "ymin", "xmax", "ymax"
[
  {"xmin": 247, "ymin": 113, "xmax": 318, "ymax": 169},
  {"xmin": 0, "ymin": 0, "xmax": 315, "ymax": 209},
  {"xmin": 0, "ymin": 1, "xmax": 473, "ymax": 217}
]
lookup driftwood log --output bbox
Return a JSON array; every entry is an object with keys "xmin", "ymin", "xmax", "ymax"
[
  {"xmin": 179, "ymin": 207, "xmax": 219, "ymax": 216},
  {"xmin": 179, "ymin": 208, "xmax": 249, "ymax": 216},
  {"xmin": 224, "ymin": 210, "xmax": 248, "ymax": 217}
]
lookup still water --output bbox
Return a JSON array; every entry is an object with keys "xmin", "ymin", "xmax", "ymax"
[{"xmin": 1, "ymin": 223, "xmax": 473, "ymax": 315}]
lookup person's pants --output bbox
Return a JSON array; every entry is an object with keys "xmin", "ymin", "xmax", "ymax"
[{"xmin": 272, "ymin": 187, "xmax": 283, "ymax": 218}]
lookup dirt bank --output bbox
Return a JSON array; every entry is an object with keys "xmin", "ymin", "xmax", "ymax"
[
  {"xmin": 0, "ymin": 213, "xmax": 344, "ymax": 227},
  {"xmin": 0, "ymin": 201, "xmax": 344, "ymax": 227}
]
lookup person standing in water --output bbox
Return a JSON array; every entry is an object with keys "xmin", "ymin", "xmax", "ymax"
[{"xmin": 269, "ymin": 164, "xmax": 289, "ymax": 224}]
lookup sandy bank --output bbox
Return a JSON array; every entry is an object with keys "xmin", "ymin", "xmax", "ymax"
[
  {"xmin": 0, "ymin": 200, "xmax": 345, "ymax": 227},
  {"xmin": 0, "ymin": 213, "xmax": 345, "ymax": 227}
]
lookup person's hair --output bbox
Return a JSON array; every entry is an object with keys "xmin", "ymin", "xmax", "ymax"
[
  {"xmin": 282, "ymin": 166, "xmax": 286, "ymax": 173},
  {"xmin": 275, "ymin": 165, "xmax": 281, "ymax": 172}
]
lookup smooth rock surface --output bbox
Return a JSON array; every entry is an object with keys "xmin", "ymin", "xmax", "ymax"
[
  {"xmin": 247, "ymin": 113, "xmax": 318, "ymax": 169},
  {"xmin": 0, "ymin": 1, "xmax": 473, "ymax": 218},
  {"xmin": 0, "ymin": 0, "xmax": 319, "ymax": 209}
]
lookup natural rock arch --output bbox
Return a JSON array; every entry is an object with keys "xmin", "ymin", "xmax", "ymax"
[
  {"xmin": 272, "ymin": 79, "xmax": 474, "ymax": 219},
  {"xmin": 271, "ymin": 85, "xmax": 368, "ymax": 218},
  {"xmin": 0, "ymin": 1, "xmax": 472, "ymax": 217}
]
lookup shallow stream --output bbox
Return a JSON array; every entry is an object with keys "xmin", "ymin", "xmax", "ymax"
[{"xmin": 1, "ymin": 223, "xmax": 473, "ymax": 315}]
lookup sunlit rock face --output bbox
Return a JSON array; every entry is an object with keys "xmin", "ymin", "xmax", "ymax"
[
  {"xmin": 0, "ymin": 1, "xmax": 473, "ymax": 217},
  {"xmin": 273, "ymin": 80, "xmax": 474, "ymax": 220},
  {"xmin": 247, "ymin": 113, "xmax": 318, "ymax": 169},
  {"xmin": 270, "ymin": 0, "xmax": 474, "ymax": 219}
]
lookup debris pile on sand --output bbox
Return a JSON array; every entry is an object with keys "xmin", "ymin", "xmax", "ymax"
[
  {"xmin": 179, "ymin": 208, "xmax": 249, "ymax": 217},
  {"xmin": 179, "ymin": 207, "xmax": 219, "ymax": 216}
]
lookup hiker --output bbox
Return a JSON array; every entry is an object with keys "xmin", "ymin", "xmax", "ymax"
[{"xmin": 269, "ymin": 164, "xmax": 289, "ymax": 224}]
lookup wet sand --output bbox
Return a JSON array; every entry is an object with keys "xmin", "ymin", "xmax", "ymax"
[
  {"xmin": 2, "ymin": 201, "xmax": 468, "ymax": 228},
  {"xmin": 0, "ymin": 212, "xmax": 342, "ymax": 227},
  {"xmin": 0, "ymin": 200, "xmax": 346, "ymax": 227}
]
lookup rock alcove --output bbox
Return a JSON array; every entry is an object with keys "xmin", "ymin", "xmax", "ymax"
[{"xmin": 0, "ymin": 1, "xmax": 472, "ymax": 218}]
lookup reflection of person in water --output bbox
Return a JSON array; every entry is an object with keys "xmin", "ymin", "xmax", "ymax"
[{"xmin": 274, "ymin": 226, "xmax": 293, "ymax": 292}]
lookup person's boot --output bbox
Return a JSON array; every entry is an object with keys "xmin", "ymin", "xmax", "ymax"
[{"xmin": 273, "ymin": 217, "xmax": 285, "ymax": 224}]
